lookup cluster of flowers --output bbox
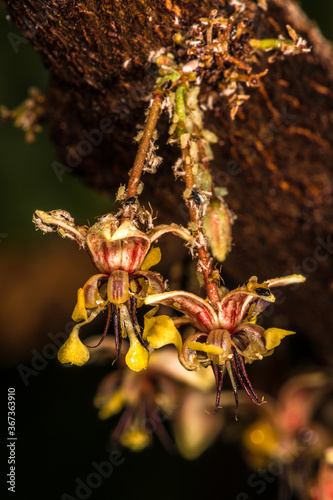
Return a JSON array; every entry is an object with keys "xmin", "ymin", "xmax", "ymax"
[
  {"xmin": 32, "ymin": 6, "xmax": 308, "ymax": 453},
  {"xmin": 34, "ymin": 209, "xmax": 304, "ymax": 421}
]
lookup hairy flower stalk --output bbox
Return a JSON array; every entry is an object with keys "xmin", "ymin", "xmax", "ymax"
[
  {"xmin": 156, "ymin": 53, "xmax": 234, "ymax": 310},
  {"xmin": 125, "ymin": 92, "xmax": 163, "ymax": 203}
]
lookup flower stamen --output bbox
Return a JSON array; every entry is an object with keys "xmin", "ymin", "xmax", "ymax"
[
  {"xmin": 226, "ymin": 361, "xmax": 239, "ymax": 420},
  {"xmin": 112, "ymin": 304, "xmax": 122, "ymax": 361},
  {"xmin": 232, "ymin": 347, "xmax": 262, "ymax": 405},
  {"xmin": 212, "ymin": 363, "xmax": 224, "ymax": 413},
  {"xmin": 86, "ymin": 303, "xmax": 112, "ymax": 348}
]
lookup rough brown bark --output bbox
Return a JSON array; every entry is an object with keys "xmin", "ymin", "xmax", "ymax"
[{"xmin": 3, "ymin": 0, "xmax": 333, "ymax": 361}]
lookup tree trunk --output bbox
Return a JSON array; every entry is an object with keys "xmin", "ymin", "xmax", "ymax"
[{"xmin": 3, "ymin": 0, "xmax": 333, "ymax": 361}]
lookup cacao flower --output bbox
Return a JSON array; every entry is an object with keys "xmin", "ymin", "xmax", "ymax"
[
  {"xmin": 33, "ymin": 209, "xmax": 190, "ymax": 371},
  {"xmin": 145, "ymin": 274, "xmax": 305, "ymax": 414}
]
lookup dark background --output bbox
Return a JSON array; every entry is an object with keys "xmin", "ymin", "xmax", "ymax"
[{"xmin": 1, "ymin": 2, "xmax": 332, "ymax": 500}]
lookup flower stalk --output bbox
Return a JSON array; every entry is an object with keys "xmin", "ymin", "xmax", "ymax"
[
  {"xmin": 172, "ymin": 79, "xmax": 229, "ymax": 306},
  {"xmin": 181, "ymin": 142, "xmax": 221, "ymax": 306},
  {"xmin": 126, "ymin": 94, "xmax": 162, "ymax": 199}
]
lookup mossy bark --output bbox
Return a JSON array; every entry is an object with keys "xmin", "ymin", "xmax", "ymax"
[{"xmin": 3, "ymin": 0, "xmax": 333, "ymax": 361}]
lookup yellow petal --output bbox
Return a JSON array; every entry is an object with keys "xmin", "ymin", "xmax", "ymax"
[
  {"xmin": 57, "ymin": 327, "xmax": 90, "ymax": 366},
  {"xmin": 264, "ymin": 327, "xmax": 295, "ymax": 350},
  {"xmin": 187, "ymin": 341, "xmax": 225, "ymax": 356},
  {"xmin": 98, "ymin": 389, "xmax": 124, "ymax": 420},
  {"xmin": 141, "ymin": 247, "xmax": 161, "ymax": 270},
  {"xmin": 143, "ymin": 314, "xmax": 183, "ymax": 354},
  {"xmin": 120, "ymin": 428, "xmax": 151, "ymax": 451},
  {"xmin": 125, "ymin": 339, "xmax": 149, "ymax": 372},
  {"xmin": 72, "ymin": 288, "xmax": 88, "ymax": 322}
]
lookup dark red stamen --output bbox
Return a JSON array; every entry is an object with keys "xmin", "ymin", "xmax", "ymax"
[
  {"xmin": 113, "ymin": 305, "xmax": 122, "ymax": 360},
  {"xmin": 86, "ymin": 303, "xmax": 112, "ymax": 348},
  {"xmin": 231, "ymin": 347, "xmax": 262, "ymax": 405},
  {"xmin": 228, "ymin": 360, "xmax": 239, "ymax": 420},
  {"xmin": 212, "ymin": 363, "xmax": 224, "ymax": 413},
  {"xmin": 236, "ymin": 349, "xmax": 263, "ymax": 405}
]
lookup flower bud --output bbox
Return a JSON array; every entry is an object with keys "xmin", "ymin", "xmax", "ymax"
[{"xmin": 203, "ymin": 198, "xmax": 232, "ymax": 262}]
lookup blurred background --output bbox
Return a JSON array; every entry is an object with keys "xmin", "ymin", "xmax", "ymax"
[{"xmin": 0, "ymin": 2, "xmax": 333, "ymax": 500}]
